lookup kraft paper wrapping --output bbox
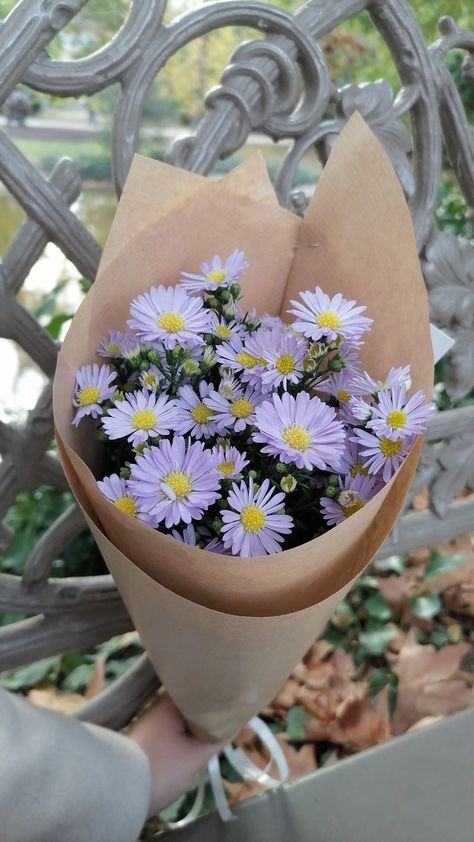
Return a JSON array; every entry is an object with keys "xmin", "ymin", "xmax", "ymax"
[{"xmin": 53, "ymin": 113, "xmax": 433, "ymax": 740}]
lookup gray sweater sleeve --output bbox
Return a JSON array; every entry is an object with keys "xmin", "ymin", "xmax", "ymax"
[{"xmin": 0, "ymin": 687, "xmax": 151, "ymax": 842}]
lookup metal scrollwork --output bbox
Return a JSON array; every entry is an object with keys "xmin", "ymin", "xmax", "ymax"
[{"xmin": 0, "ymin": 0, "xmax": 473, "ymax": 727}]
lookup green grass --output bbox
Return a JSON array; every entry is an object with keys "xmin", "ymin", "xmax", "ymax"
[{"xmin": 12, "ymin": 136, "xmax": 108, "ymax": 171}]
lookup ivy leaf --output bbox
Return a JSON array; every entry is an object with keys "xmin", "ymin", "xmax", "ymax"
[
  {"xmin": 425, "ymin": 551, "xmax": 466, "ymax": 578},
  {"xmin": 373, "ymin": 555, "xmax": 405, "ymax": 575},
  {"xmin": 286, "ymin": 705, "xmax": 312, "ymax": 741},
  {"xmin": 365, "ymin": 593, "xmax": 392, "ymax": 622},
  {"xmin": 409, "ymin": 594, "xmax": 442, "ymax": 619},
  {"xmin": 0, "ymin": 657, "xmax": 59, "ymax": 691},
  {"xmin": 359, "ymin": 627, "xmax": 396, "ymax": 655}
]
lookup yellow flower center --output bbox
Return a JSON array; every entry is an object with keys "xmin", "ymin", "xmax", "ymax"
[
  {"xmin": 316, "ymin": 310, "xmax": 341, "ymax": 330},
  {"xmin": 218, "ymin": 461, "xmax": 234, "ymax": 477},
  {"xmin": 340, "ymin": 493, "xmax": 365, "ymax": 518},
  {"xmin": 107, "ymin": 343, "xmax": 121, "ymax": 355},
  {"xmin": 191, "ymin": 403, "xmax": 214, "ymax": 424},
  {"xmin": 337, "ymin": 388, "xmax": 350, "ymax": 403},
  {"xmin": 78, "ymin": 386, "xmax": 101, "ymax": 406},
  {"xmin": 114, "ymin": 496, "xmax": 137, "ymax": 517},
  {"xmin": 131, "ymin": 409, "xmax": 157, "ymax": 430},
  {"xmin": 380, "ymin": 437, "xmax": 403, "ymax": 458},
  {"xmin": 240, "ymin": 504, "xmax": 265, "ymax": 533},
  {"xmin": 231, "ymin": 398, "xmax": 253, "ymax": 419},
  {"xmin": 351, "ymin": 461, "xmax": 369, "ymax": 477},
  {"xmin": 282, "ymin": 425, "xmax": 311, "ymax": 451},
  {"xmin": 386, "ymin": 409, "xmax": 407, "ymax": 430},
  {"xmin": 207, "ymin": 269, "xmax": 227, "ymax": 285},
  {"xmin": 158, "ymin": 312, "xmax": 186, "ymax": 333},
  {"xmin": 276, "ymin": 354, "xmax": 296, "ymax": 375},
  {"xmin": 236, "ymin": 352, "xmax": 260, "ymax": 369},
  {"xmin": 163, "ymin": 471, "xmax": 192, "ymax": 499},
  {"xmin": 216, "ymin": 324, "xmax": 233, "ymax": 338}
]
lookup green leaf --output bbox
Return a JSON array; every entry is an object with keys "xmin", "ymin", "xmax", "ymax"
[
  {"xmin": 409, "ymin": 594, "xmax": 442, "ymax": 619},
  {"xmin": 425, "ymin": 551, "xmax": 465, "ymax": 578},
  {"xmin": 62, "ymin": 663, "xmax": 95, "ymax": 693},
  {"xmin": 45, "ymin": 313, "xmax": 72, "ymax": 340},
  {"xmin": 359, "ymin": 627, "xmax": 396, "ymax": 655},
  {"xmin": 431, "ymin": 630, "xmax": 449, "ymax": 648},
  {"xmin": 0, "ymin": 657, "xmax": 59, "ymax": 690},
  {"xmin": 286, "ymin": 705, "xmax": 312, "ymax": 741},
  {"xmin": 365, "ymin": 593, "xmax": 392, "ymax": 622},
  {"xmin": 323, "ymin": 626, "xmax": 348, "ymax": 649},
  {"xmin": 368, "ymin": 667, "xmax": 397, "ymax": 695},
  {"xmin": 330, "ymin": 599, "xmax": 356, "ymax": 631},
  {"xmin": 355, "ymin": 576, "xmax": 379, "ymax": 591},
  {"xmin": 373, "ymin": 555, "xmax": 405, "ymax": 575}
]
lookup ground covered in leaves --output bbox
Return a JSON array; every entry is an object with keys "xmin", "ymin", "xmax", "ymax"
[{"xmin": 2, "ymin": 533, "xmax": 474, "ymax": 831}]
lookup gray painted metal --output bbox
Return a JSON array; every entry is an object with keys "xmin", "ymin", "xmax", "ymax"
[
  {"xmin": 0, "ymin": 0, "xmax": 473, "ymax": 726},
  {"xmin": 157, "ymin": 709, "xmax": 474, "ymax": 842}
]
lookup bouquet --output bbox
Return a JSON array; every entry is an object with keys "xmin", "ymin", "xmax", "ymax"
[
  {"xmin": 71, "ymin": 261, "xmax": 432, "ymax": 557},
  {"xmin": 53, "ymin": 113, "xmax": 435, "ymax": 743}
]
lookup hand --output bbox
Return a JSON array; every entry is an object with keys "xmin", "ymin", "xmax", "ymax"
[{"xmin": 128, "ymin": 692, "xmax": 224, "ymax": 817}]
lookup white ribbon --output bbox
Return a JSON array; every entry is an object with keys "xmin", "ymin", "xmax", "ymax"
[{"xmin": 166, "ymin": 715, "xmax": 289, "ymax": 828}]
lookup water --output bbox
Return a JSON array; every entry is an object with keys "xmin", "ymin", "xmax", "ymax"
[{"xmin": 0, "ymin": 186, "xmax": 117, "ymax": 420}]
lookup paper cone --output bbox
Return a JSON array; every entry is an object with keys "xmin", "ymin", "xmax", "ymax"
[{"xmin": 53, "ymin": 113, "xmax": 433, "ymax": 740}]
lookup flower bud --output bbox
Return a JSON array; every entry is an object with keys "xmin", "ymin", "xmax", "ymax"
[
  {"xmin": 182, "ymin": 359, "xmax": 200, "ymax": 375},
  {"xmin": 328, "ymin": 356, "xmax": 344, "ymax": 372},
  {"xmin": 230, "ymin": 283, "xmax": 241, "ymax": 299},
  {"xmin": 202, "ymin": 346, "xmax": 216, "ymax": 368},
  {"xmin": 120, "ymin": 467, "xmax": 131, "ymax": 480},
  {"xmin": 275, "ymin": 462, "xmax": 288, "ymax": 475},
  {"xmin": 303, "ymin": 356, "xmax": 316, "ymax": 372},
  {"xmin": 281, "ymin": 476, "xmax": 297, "ymax": 494}
]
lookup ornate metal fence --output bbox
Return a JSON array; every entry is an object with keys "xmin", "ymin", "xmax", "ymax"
[{"xmin": 0, "ymin": 0, "xmax": 473, "ymax": 728}]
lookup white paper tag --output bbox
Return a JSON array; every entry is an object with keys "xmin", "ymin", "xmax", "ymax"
[{"xmin": 430, "ymin": 324, "xmax": 454, "ymax": 364}]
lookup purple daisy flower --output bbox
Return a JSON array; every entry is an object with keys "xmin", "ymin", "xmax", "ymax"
[
  {"xmin": 204, "ymin": 384, "xmax": 264, "ymax": 433},
  {"xmin": 180, "ymin": 249, "xmax": 248, "ymax": 293},
  {"xmin": 350, "ymin": 365, "xmax": 412, "ymax": 396},
  {"xmin": 215, "ymin": 336, "xmax": 266, "ymax": 386},
  {"xmin": 72, "ymin": 364, "xmax": 116, "ymax": 427},
  {"xmin": 139, "ymin": 364, "xmax": 163, "ymax": 392},
  {"xmin": 258, "ymin": 328, "xmax": 306, "ymax": 391},
  {"xmin": 211, "ymin": 445, "xmax": 249, "ymax": 479},
  {"xmin": 337, "ymin": 438, "xmax": 371, "ymax": 477},
  {"xmin": 171, "ymin": 523, "xmax": 197, "ymax": 545},
  {"xmin": 218, "ymin": 373, "xmax": 244, "ymax": 401},
  {"xmin": 288, "ymin": 287, "xmax": 372, "ymax": 344},
  {"xmin": 348, "ymin": 395, "xmax": 373, "ymax": 422},
  {"xmin": 120, "ymin": 331, "xmax": 142, "ymax": 360},
  {"xmin": 253, "ymin": 392, "xmax": 346, "ymax": 471},
  {"xmin": 205, "ymin": 537, "xmax": 232, "ymax": 554},
  {"xmin": 220, "ymin": 477, "xmax": 293, "ymax": 557},
  {"xmin": 367, "ymin": 385, "xmax": 434, "ymax": 441},
  {"xmin": 351, "ymin": 428, "xmax": 410, "ymax": 482},
  {"xmin": 101, "ymin": 389, "xmax": 179, "ymax": 446},
  {"xmin": 211, "ymin": 316, "xmax": 245, "ymax": 341},
  {"xmin": 128, "ymin": 437, "xmax": 220, "ymax": 528},
  {"xmin": 320, "ymin": 474, "xmax": 381, "ymax": 526},
  {"xmin": 128, "ymin": 284, "xmax": 213, "ymax": 349},
  {"xmin": 174, "ymin": 382, "xmax": 219, "ymax": 439},
  {"xmin": 97, "ymin": 473, "xmax": 154, "ymax": 525},
  {"xmin": 317, "ymin": 370, "xmax": 359, "ymax": 423},
  {"xmin": 98, "ymin": 329, "xmax": 124, "ymax": 358}
]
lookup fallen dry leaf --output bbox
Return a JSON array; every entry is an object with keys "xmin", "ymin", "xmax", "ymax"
[
  {"xmin": 27, "ymin": 682, "xmax": 84, "ymax": 713},
  {"xmin": 406, "ymin": 715, "xmax": 443, "ymax": 733},
  {"xmin": 392, "ymin": 641, "xmax": 474, "ymax": 734},
  {"xmin": 377, "ymin": 576, "xmax": 410, "ymax": 615},
  {"xmin": 304, "ymin": 687, "xmax": 391, "ymax": 752},
  {"xmin": 276, "ymin": 735, "xmax": 317, "ymax": 780}
]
